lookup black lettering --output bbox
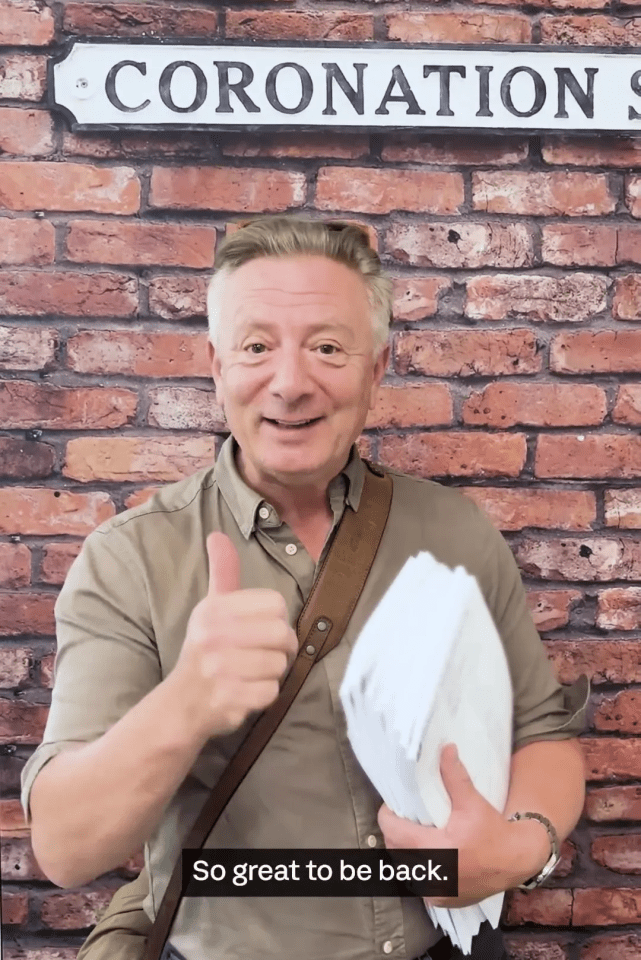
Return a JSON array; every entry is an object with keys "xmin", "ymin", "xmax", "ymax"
[
  {"xmin": 159, "ymin": 61, "xmax": 207, "ymax": 114},
  {"xmin": 105, "ymin": 60, "xmax": 150, "ymax": 113},
  {"xmin": 375, "ymin": 65, "xmax": 425, "ymax": 115},
  {"xmin": 422, "ymin": 66, "xmax": 466, "ymax": 117},
  {"xmin": 265, "ymin": 62, "xmax": 313, "ymax": 114},
  {"xmin": 629, "ymin": 69, "xmax": 641, "ymax": 120},
  {"xmin": 213, "ymin": 61, "xmax": 260, "ymax": 113},
  {"xmin": 322, "ymin": 63, "xmax": 367, "ymax": 116},
  {"xmin": 476, "ymin": 65, "xmax": 493, "ymax": 117},
  {"xmin": 500, "ymin": 66, "xmax": 546, "ymax": 118},
  {"xmin": 555, "ymin": 67, "xmax": 598, "ymax": 119}
]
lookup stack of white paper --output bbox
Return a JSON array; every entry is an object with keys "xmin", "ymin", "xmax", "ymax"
[{"xmin": 339, "ymin": 551, "xmax": 513, "ymax": 955}]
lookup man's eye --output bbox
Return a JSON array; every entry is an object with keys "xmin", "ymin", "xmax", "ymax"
[
  {"xmin": 318, "ymin": 344, "xmax": 340, "ymax": 355},
  {"xmin": 245, "ymin": 343, "xmax": 266, "ymax": 354}
]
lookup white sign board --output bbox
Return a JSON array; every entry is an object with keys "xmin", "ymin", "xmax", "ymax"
[{"xmin": 51, "ymin": 41, "xmax": 641, "ymax": 133}]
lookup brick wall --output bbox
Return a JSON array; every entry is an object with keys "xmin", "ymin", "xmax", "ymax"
[{"xmin": 1, "ymin": 1, "xmax": 641, "ymax": 958}]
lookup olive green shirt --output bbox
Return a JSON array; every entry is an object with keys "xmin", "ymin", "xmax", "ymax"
[{"xmin": 21, "ymin": 435, "xmax": 588, "ymax": 960}]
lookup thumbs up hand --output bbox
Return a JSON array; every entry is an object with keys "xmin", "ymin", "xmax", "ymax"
[{"xmin": 171, "ymin": 532, "xmax": 299, "ymax": 741}]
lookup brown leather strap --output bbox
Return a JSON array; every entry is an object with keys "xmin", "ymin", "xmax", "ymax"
[{"xmin": 143, "ymin": 460, "xmax": 393, "ymax": 960}]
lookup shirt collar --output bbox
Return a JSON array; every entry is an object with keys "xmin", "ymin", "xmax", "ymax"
[{"xmin": 215, "ymin": 434, "xmax": 366, "ymax": 540}]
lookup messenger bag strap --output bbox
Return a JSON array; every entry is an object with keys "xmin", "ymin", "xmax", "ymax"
[{"xmin": 144, "ymin": 460, "xmax": 393, "ymax": 960}]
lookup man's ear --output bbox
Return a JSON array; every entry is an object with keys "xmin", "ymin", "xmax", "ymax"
[
  {"xmin": 207, "ymin": 339, "xmax": 225, "ymax": 410},
  {"xmin": 369, "ymin": 342, "xmax": 391, "ymax": 410}
]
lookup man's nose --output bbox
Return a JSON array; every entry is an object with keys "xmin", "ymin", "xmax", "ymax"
[{"xmin": 268, "ymin": 346, "xmax": 314, "ymax": 400}]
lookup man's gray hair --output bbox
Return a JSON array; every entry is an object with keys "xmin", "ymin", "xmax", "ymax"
[{"xmin": 206, "ymin": 216, "xmax": 393, "ymax": 359}]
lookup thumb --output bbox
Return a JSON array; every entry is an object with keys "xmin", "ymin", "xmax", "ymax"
[
  {"xmin": 206, "ymin": 532, "xmax": 241, "ymax": 596},
  {"xmin": 440, "ymin": 743, "xmax": 477, "ymax": 813}
]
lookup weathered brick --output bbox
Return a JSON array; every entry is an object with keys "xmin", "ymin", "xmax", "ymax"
[
  {"xmin": 541, "ymin": 15, "xmax": 641, "ymax": 45},
  {"xmin": 0, "ymin": 382, "xmax": 138, "ymax": 430},
  {"xmin": 473, "ymin": 172, "xmax": 614, "ymax": 216},
  {"xmin": 387, "ymin": 12, "xmax": 530, "ymax": 42},
  {"xmin": 0, "ymin": 836, "xmax": 47, "ymax": 878},
  {"xmin": 526, "ymin": 590, "xmax": 582, "ymax": 630},
  {"xmin": 616, "ymin": 226, "xmax": 641, "ymax": 265},
  {"xmin": 581, "ymin": 737, "xmax": 641, "ymax": 780},
  {"xmin": 572, "ymin": 887, "xmax": 641, "ymax": 925},
  {"xmin": 63, "ymin": 130, "xmax": 212, "ymax": 160},
  {"xmin": 0, "ymin": 107, "xmax": 53, "ymax": 156},
  {"xmin": 466, "ymin": 273, "xmax": 608, "ymax": 323},
  {"xmin": 0, "ymin": 488, "xmax": 115, "ymax": 536},
  {"xmin": 504, "ymin": 888, "xmax": 572, "ymax": 926},
  {"xmin": 379, "ymin": 432, "xmax": 527, "ymax": 478},
  {"xmin": 504, "ymin": 940, "xmax": 568, "ymax": 960},
  {"xmin": 536, "ymin": 435, "xmax": 641, "ymax": 479},
  {"xmin": 0, "ymin": 647, "xmax": 31, "ymax": 686},
  {"xmin": 581, "ymin": 934, "xmax": 641, "ymax": 960},
  {"xmin": 626, "ymin": 177, "xmax": 641, "ymax": 218},
  {"xmin": 148, "ymin": 275, "xmax": 208, "ymax": 320},
  {"xmin": 67, "ymin": 331, "xmax": 210, "ymax": 378},
  {"xmin": 462, "ymin": 383, "xmax": 606, "ymax": 427},
  {"xmin": 40, "ymin": 542, "xmax": 83, "ymax": 585},
  {"xmin": 40, "ymin": 652, "xmax": 54, "ymax": 687},
  {"xmin": 0, "ymin": 272, "xmax": 138, "ymax": 317},
  {"xmin": 585, "ymin": 786, "xmax": 641, "ymax": 822},
  {"xmin": 391, "ymin": 277, "xmax": 450, "ymax": 321},
  {"xmin": 0, "ymin": 1, "xmax": 54, "ymax": 45},
  {"xmin": 1, "ymin": 891, "xmax": 28, "ymax": 924},
  {"xmin": 147, "ymin": 386, "xmax": 225, "ymax": 430},
  {"xmin": 0, "ymin": 754, "xmax": 23, "ymax": 793},
  {"xmin": 605, "ymin": 490, "xmax": 641, "ymax": 529},
  {"xmin": 613, "ymin": 275, "xmax": 641, "ymax": 320},
  {"xmin": 381, "ymin": 135, "xmax": 527, "ymax": 166},
  {"xmin": 0, "ymin": 592, "xmax": 55, "ymax": 635},
  {"xmin": 221, "ymin": 134, "xmax": 369, "ymax": 160},
  {"xmin": 226, "ymin": 10, "xmax": 373, "ymax": 40},
  {"xmin": 40, "ymin": 889, "xmax": 115, "ymax": 929},
  {"xmin": 64, "ymin": 436, "xmax": 216, "ymax": 483},
  {"xmin": 150, "ymin": 167, "xmax": 306, "ymax": 213},
  {"xmin": 594, "ymin": 691, "xmax": 641, "ymax": 733},
  {"xmin": 316, "ymin": 168, "xmax": 464, "ymax": 215},
  {"xmin": 515, "ymin": 537, "xmax": 641, "ymax": 582},
  {"xmin": 365, "ymin": 384, "xmax": 452, "ymax": 429},
  {"xmin": 394, "ymin": 329, "xmax": 541, "ymax": 378},
  {"xmin": 0, "ymin": 701, "xmax": 49, "ymax": 744},
  {"xmin": 0, "ymin": 439, "xmax": 54, "ymax": 478},
  {"xmin": 551, "ymin": 331, "xmax": 641, "ymax": 374},
  {"xmin": 543, "ymin": 137, "xmax": 641, "ymax": 166},
  {"xmin": 0, "ymin": 326, "xmax": 56, "ymax": 369},
  {"xmin": 386, "ymin": 222, "xmax": 533, "ymax": 269},
  {"xmin": 460, "ymin": 487, "xmax": 595, "ymax": 531},
  {"xmin": 124, "ymin": 486, "xmax": 162, "ymax": 510},
  {"xmin": 0, "ymin": 163, "xmax": 140, "ymax": 214},
  {"xmin": 0, "ymin": 54, "xmax": 46, "ymax": 100},
  {"xmin": 0, "ymin": 798, "xmax": 29, "ymax": 836},
  {"xmin": 0, "ymin": 543, "xmax": 31, "ymax": 587},
  {"xmin": 612, "ymin": 385, "xmax": 641, "ymax": 426},
  {"xmin": 597, "ymin": 588, "xmax": 641, "ymax": 631},
  {"xmin": 544, "ymin": 640, "xmax": 641, "ymax": 685},
  {"xmin": 3, "ymin": 949, "xmax": 78, "ymax": 960},
  {"xmin": 63, "ymin": 2, "xmax": 219, "ymax": 36},
  {"xmin": 65, "ymin": 220, "xmax": 216, "ymax": 269},
  {"xmin": 541, "ymin": 225, "xmax": 618, "ymax": 267},
  {"xmin": 0, "ymin": 219, "xmax": 54, "ymax": 266}
]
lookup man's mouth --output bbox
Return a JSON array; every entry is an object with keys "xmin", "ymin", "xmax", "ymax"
[{"xmin": 262, "ymin": 417, "xmax": 324, "ymax": 430}]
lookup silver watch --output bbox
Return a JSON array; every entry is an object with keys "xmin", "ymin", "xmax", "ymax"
[{"xmin": 507, "ymin": 811, "xmax": 561, "ymax": 890}]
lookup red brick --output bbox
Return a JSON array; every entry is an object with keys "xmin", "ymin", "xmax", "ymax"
[
  {"xmin": 226, "ymin": 10, "xmax": 373, "ymax": 40},
  {"xmin": 504, "ymin": 940, "xmax": 568, "ymax": 960},
  {"xmin": 626, "ymin": 177, "xmax": 641, "ymax": 218},
  {"xmin": 466, "ymin": 273, "xmax": 608, "ymax": 323},
  {"xmin": 0, "ymin": 438, "xmax": 54, "ymax": 479},
  {"xmin": 0, "ymin": 326, "xmax": 56, "ymax": 369},
  {"xmin": 542, "ymin": 225, "xmax": 618, "ymax": 267},
  {"xmin": 0, "ymin": 836, "xmax": 47, "ymax": 878},
  {"xmin": 551, "ymin": 331, "xmax": 641, "ymax": 374},
  {"xmin": 0, "ymin": 798, "xmax": 30, "ymax": 836},
  {"xmin": 0, "ymin": 754, "xmax": 23, "ymax": 793},
  {"xmin": 379, "ymin": 432, "xmax": 527, "ymax": 479},
  {"xmin": 0, "ymin": 647, "xmax": 31, "ymax": 686},
  {"xmin": 65, "ymin": 220, "xmax": 216, "ymax": 269},
  {"xmin": 605, "ymin": 490, "xmax": 641, "ymax": 529},
  {"xmin": 394, "ymin": 329, "xmax": 541, "ymax": 378},
  {"xmin": 67, "ymin": 331, "xmax": 210, "ymax": 378},
  {"xmin": 150, "ymin": 167, "xmax": 305, "ymax": 213},
  {"xmin": 541, "ymin": 15, "xmax": 641, "ymax": 45},
  {"xmin": 386, "ymin": 221, "xmax": 533, "ymax": 269},
  {"xmin": 63, "ymin": 129, "xmax": 213, "ymax": 160},
  {"xmin": 0, "ymin": 272, "xmax": 138, "ymax": 316},
  {"xmin": 0, "ymin": 592, "xmax": 55, "ymax": 635},
  {"xmin": 0, "ymin": 488, "xmax": 115, "ymax": 536},
  {"xmin": 526, "ymin": 590, "xmax": 582, "ymax": 631},
  {"xmin": 147, "ymin": 386, "xmax": 225, "ymax": 430},
  {"xmin": 0, "ymin": 107, "xmax": 53, "ymax": 156},
  {"xmin": 0, "ymin": 219, "xmax": 54, "ymax": 266},
  {"xmin": 542, "ymin": 136, "xmax": 641, "ymax": 167},
  {"xmin": 536, "ymin": 434, "xmax": 641, "ymax": 479},
  {"xmin": 581, "ymin": 934, "xmax": 641, "ymax": 960},
  {"xmin": 63, "ymin": 2, "xmax": 218, "ymax": 36},
  {"xmin": 365, "ymin": 384, "xmax": 452, "ymax": 429},
  {"xmin": 4, "ymin": 950, "xmax": 78, "ymax": 960},
  {"xmin": 504, "ymin": 888, "xmax": 572, "ymax": 926},
  {"xmin": 221, "ymin": 133, "xmax": 369, "ymax": 160},
  {"xmin": 581, "ymin": 737, "xmax": 641, "ymax": 780},
  {"xmin": 124, "ymin": 486, "xmax": 162, "ymax": 510},
  {"xmin": 0, "ymin": 543, "xmax": 31, "ymax": 587},
  {"xmin": 460, "ymin": 487, "xmax": 595, "ymax": 531},
  {"xmin": 585, "ymin": 786, "xmax": 641, "ymax": 822},
  {"xmin": 0, "ymin": 163, "xmax": 140, "ymax": 214},
  {"xmin": 594, "ymin": 691, "xmax": 641, "ymax": 733},
  {"xmin": 572, "ymin": 887, "xmax": 641, "ymax": 925},
  {"xmin": 387, "ymin": 12, "xmax": 530, "ymax": 42},
  {"xmin": 462, "ymin": 383, "xmax": 606, "ymax": 427},
  {"xmin": 613, "ymin": 385, "xmax": 641, "ymax": 425},
  {"xmin": 40, "ymin": 542, "xmax": 83, "ymax": 585},
  {"xmin": 473, "ymin": 171, "xmax": 614, "ymax": 216},
  {"xmin": 544, "ymin": 640, "xmax": 641, "ymax": 685},
  {"xmin": 0, "ymin": 702, "xmax": 49, "ymax": 744},
  {"xmin": 0, "ymin": 1, "xmax": 54, "ymax": 45},
  {"xmin": 0, "ymin": 381, "xmax": 138, "ymax": 430},
  {"xmin": 1, "ymin": 891, "xmax": 28, "ymax": 924},
  {"xmin": 64, "ymin": 436, "xmax": 216, "ymax": 483},
  {"xmin": 40, "ymin": 889, "xmax": 115, "ymax": 929},
  {"xmin": 597, "ymin": 588, "xmax": 641, "ymax": 631},
  {"xmin": 381, "ymin": 135, "xmax": 527, "ymax": 166},
  {"xmin": 40, "ymin": 652, "xmax": 54, "ymax": 687},
  {"xmin": 316, "ymin": 168, "xmax": 463, "ymax": 215},
  {"xmin": 148, "ymin": 275, "xmax": 208, "ymax": 320},
  {"xmin": 515, "ymin": 537, "xmax": 641, "ymax": 582},
  {"xmin": 0, "ymin": 54, "xmax": 46, "ymax": 100},
  {"xmin": 617, "ymin": 226, "xmax": 641, "ymax": 265},
  {"xmin": 613, "ymin": 275, "xmax": 641, "ymax": 320},
  {"xmin": 391, "ymin": 277, "xmax": 450, "ymax": 321}
]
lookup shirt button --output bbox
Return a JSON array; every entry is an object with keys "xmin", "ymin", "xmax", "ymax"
[
  {"xmin": 285, "ymin": 543, "xmax": 297, "ymax": 555},
  {"xmin": 258, "ymin": 506, "xmax": 270, "ymax": 520},
  {"xmin": 367, "ymin": 834, "xmax": 377, "ymax": 848},
  {"xmin": 383, "ymin": 941, "xmax": 393, "ymax": 955}
]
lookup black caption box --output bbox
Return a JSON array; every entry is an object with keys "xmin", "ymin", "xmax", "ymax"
[{"xmin": 182, "ymin": 848, "xmax": 458, "ymax": 897}]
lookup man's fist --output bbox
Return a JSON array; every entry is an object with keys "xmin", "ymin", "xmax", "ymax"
[{"xmin": 170, "ymin": 532, "xmax": 299, "ymax": 740}]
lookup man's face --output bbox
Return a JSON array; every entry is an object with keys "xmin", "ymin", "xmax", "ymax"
[{"xmin": 207, "ymin": 254, "xmax": 390, "ymax": 492}]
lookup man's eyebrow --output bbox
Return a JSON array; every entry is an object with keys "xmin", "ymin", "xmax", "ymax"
[{"xmin": 239, "ymin": 321, "xmax": 356, "ymax": 337}]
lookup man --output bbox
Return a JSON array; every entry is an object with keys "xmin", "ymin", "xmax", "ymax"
[{"xmin": 22, "ymin": 217, "xmax": 588, "ymax": 960}]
